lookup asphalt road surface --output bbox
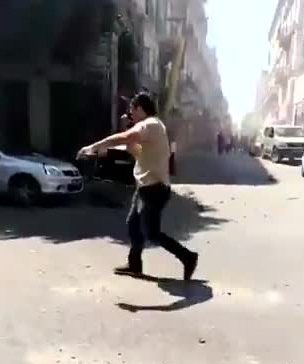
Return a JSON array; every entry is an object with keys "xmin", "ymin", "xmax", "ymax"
[{"xmin": 0, "ymin": 151, "xmax": 303, "ymax": 364}]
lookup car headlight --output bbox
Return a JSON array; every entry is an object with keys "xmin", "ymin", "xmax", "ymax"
[{"xmin": 44, "ymin": 165, "xmax": 63, "ymax": 177}]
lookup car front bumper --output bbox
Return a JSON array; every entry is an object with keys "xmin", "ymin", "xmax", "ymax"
[
  {"xmin": 277, "ymin": 148, "xmax": 304, "ymax": 158},
  {"xmin": 251, "ymin": 145, "xmax": 261, "ymax": 155},
  {"xmin": 40, "ymin": 176, "xmax": 84, "ymax": 194}
]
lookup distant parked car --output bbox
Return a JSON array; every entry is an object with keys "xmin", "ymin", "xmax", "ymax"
[
  {"xmin": 301, "ymin": 154, "xmax": 304, "ymax": 177},
  {"xmin": 249, "ymin": 133, "xmax": 263, "ymax": 157},
  {"xmin": 0, "ymin": 148, "xmax": 83, "ymax": 205},
  {"xmin": 261, "ymin": 125, "xmax": 304, "ymax": 163}
]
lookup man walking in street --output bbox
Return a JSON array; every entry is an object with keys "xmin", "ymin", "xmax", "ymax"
[
  {"xmin": 77, "ymin": 92, "xmax": 198, "ymax": 280},
  {"xmin": 217, "ymin": 131, "xmax": 225, "ymax": 155}
]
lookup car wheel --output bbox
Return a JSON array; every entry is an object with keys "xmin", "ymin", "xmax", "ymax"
[
  {"xmin": 301, "ymin": 165, "xmax": 304, "ymax": 177},
  {"xmin": 9, "ymin": 175, "xmax": 41, "ymax": 207},
  {"xmin": 271, "ymin": 147, "xmax": 281, "ymax": 163},
  {"xmin": 256, "ymin": 147, "xmax": 262, "ymax": 157},
  {"xmin": 261, "ymin": 146, "xmax": 267, "ymax": 159}
]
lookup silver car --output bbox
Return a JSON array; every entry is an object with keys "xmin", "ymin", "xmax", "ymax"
[
  {"xmin": 301, "ymin": 154, "xmax": 304, "ymax": 177},
  {"xmin": 0, "ymin": 149, "xmax": 83, "ymax": 205},
  {"xmin": 261, "ymin": 125, "xmax": 304, "ymax": 163}
]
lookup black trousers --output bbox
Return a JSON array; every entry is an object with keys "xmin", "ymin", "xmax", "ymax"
[{"xmin": 127, "ymin": 183, "xmax": 191, "ymax": 268}]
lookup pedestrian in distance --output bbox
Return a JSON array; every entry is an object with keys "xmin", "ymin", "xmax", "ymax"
[
  {"xmin": 217, "ymin": 131, "xmax": 225, "ymax": 155},
  {"xmin": 77, "ymin": 92, "xmax": 198, "ymax": 280}
]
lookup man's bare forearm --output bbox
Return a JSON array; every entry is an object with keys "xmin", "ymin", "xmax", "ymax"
[{"xmin": 91, "ymin": 133, "xmax": 128, "ymax": 153}]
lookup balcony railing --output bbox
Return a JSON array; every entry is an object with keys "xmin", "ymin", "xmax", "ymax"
[
  {"xmin": 262, "ymin": 71, "xmax": 279, "ymax": 109},
  {"xmin": 274, "ymin": 66, "xmax": 289, "ymax": 85},
  {"xmin": 277, "ymin": 23, "xmax": 296, "ymax": 51}
]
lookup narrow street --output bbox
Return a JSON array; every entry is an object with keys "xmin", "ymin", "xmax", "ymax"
[{"xmin": 0, "ymin": 152, "xmax": 303, "ymax": 364}]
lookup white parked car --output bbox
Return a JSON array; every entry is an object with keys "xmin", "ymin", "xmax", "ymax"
[
  {"xmin": 261, "ymin": 125, "xmax": 304, "ymax": 163},
  {"xmin": 249, "ymin": 132, "xmax": 263, "ymax": 157},
  {"xmin": 0, "ymin": 148, "xmax": 83, "ymax": 205},
  {"xmin": 301, "ymin": 155, "xmax": 304, "ymax": 177}
]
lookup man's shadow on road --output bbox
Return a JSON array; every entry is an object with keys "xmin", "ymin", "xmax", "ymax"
[{"xmin": 117, "ymin": 275, "xmax": 213, "ymax": 313}]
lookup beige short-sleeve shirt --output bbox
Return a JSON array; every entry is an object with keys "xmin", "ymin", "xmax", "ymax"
[{"xmin": 131, "ymin": 117, "xmax": 170, "ymax": 187}]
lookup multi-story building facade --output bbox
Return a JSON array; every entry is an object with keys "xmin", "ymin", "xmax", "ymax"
[
  {"xmin": 261, "ymin": 0, "xmax": 304, "ymax": 126},
  {"xmin": 0, "ymin": 0, "xmax": 142, "ymax": 157},
  {"xmin": 132, "ymin": 0, "xmax": 160, "ymax": 92},
  {"xmin": 177, "ymin": 0, "xmax": 228, "ymax": 149},
  {"xmin": 0, "ymin": 0, "xmax": 164, "ymax": 157},
  {"xmin": 183, "ymin": 0, "xmax": 209, "ymax": 104},
  {"xmin": 0, "ymin": 0, "xmax": 227, "ymax": 157}
]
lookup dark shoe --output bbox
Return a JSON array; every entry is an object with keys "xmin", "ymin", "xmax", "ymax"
[
  {"xmin": 114, "ymin": 264, "xmax": 143, "ymax": 277},
  {"xmin": 183, "ymin": 252, "xmax": 198, "ymax": 280}
]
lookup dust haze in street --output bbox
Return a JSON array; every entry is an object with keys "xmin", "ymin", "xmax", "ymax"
[{"xmin": 0, "ymin": 0, "xmax": 304, "ymax": 363}]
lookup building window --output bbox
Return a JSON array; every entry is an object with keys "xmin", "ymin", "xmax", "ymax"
[
  {"xmin": 145, "ymin": 0, "xmax": 150, "ymax": 16},
  {"xmin": 145, "ymin": 0, "xmax": 155, "ymax": 17}
]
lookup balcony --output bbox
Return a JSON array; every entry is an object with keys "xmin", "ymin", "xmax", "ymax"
[
  {"xmin": 158, "ymin": 15, "xmax": 186, "ymax": 69},
  {"xmin": 159, "ymin": 37, "xmax": 179, "ymax": 68},
  {"xmin": 274, "ymin": 66, "xmax": 289, "ymax": 85},
  {"xmin": 262, "ymin": 83, "xmax": 279, "ymax": 110},
  {"xmin": 277, "ymin": 23, "xmax": 296, "ymax": 52}
]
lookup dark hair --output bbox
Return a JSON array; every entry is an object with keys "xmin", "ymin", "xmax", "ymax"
[{"xmin": 131, "ymin": 92, "xmax": 157, "ymax": 117}]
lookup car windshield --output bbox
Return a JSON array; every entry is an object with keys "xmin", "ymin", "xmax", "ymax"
[{"xmin": 274, "ymin": 127, "xmax": 304, "ymax": 138}]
